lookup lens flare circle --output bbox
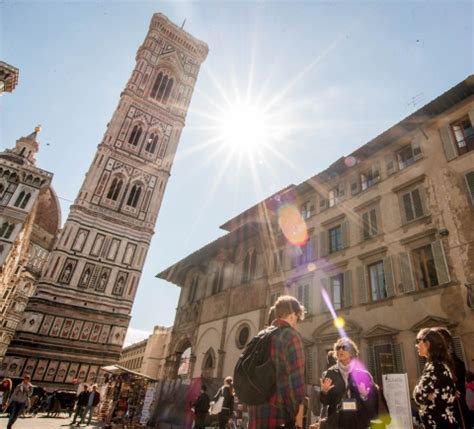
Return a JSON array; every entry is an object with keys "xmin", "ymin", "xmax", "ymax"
[
  {"xmin": 334, "ymin": 317, "xmax": 345, "ymax": 329},
  {"xmin": 278, "ymin": 204, "xmax": 308, "ymax": 246},
  {"xmin": 307, "ymin": 263, "xmax": 317, "ymax": 272}
]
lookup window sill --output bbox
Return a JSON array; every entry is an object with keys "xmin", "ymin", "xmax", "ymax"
[
  {"xmin": 410, "ymin": 281, "xmax": 458, "ymax": 301},
  {"xmin": 401, "ymin": 214, "xmax": 432, "ymax": 230},
  {"xmin": 364, "ymin": 296, "xmax": 395, "ymax": 310}
]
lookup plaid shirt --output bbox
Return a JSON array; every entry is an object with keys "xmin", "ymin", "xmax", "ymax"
[{"xmin": 248, "ymin": 319, "xmax": 305, "ymax": 429}]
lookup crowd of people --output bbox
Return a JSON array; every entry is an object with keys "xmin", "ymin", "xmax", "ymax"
[{"xmin": 191, "ymin": 295, "xmax": 474, "ymax": 429}]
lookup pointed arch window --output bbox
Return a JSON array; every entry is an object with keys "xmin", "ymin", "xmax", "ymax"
[
  {"xmin": 126, "ymin": 184, "xmax": 142, "ymax": 208},
  {"xmin": 128, "ymin": 125, "xmax": 143, "ymax": 146},
  {"xmin": 106, "ymin": 177, "xmax": 123, "ymax": 201},
  {"xmin": 14, "ymin": 191, "xmax": 31, "ymax": 209},
  {"xmin": 145, "ymin": 133, "xmax": 159, "ymax": 154},
  {"xmin": 150, "ymin": 71, "xmax": 174, "ymax": 104},
  {"xmin": 0, "ymin": 222, "xmax": 14, "ymax": 239}
]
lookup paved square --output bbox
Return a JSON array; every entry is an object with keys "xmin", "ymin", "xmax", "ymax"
[{"xmin": 0, "ymin": 413, "xmax": 103, "ymax": 428}]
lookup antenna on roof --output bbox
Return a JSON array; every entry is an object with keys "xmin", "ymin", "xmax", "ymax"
[
  {"xmin": 406, "ymin": 93, "xmax": 424, "ymax": 108},
  {"xmin": 181, "ymin": 19, "xmax": 186, "ymax": 29}
]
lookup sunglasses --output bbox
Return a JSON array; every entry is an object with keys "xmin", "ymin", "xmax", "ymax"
[
  {"xmin": 415, "ymin": 338, "xmax": 425, "ymax": 344},
  {"xmin": 336, "ymin": 345, "xmax": 349, "ymax": 351}
]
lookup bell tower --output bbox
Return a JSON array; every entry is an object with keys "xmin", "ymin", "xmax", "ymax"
[{"xmin": 2, "ymin": 13, "xmax": 208, "ymax": 387}]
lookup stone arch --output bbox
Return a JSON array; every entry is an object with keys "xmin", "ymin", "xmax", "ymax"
[{"xmin": 224, "ymin": 318, "xmax": 257, "ymax": 351}]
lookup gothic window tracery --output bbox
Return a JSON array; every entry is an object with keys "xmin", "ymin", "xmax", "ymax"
[
  {"xmin": 106, "ymin": 177, "xmax": 123, "ymax": 201},
  {"xmin": 126, "ymin": 184, "xmax": 142, "ymax": 208},
  {"xmin": 0, "ymin": 222, "xmax": 15, "ymax": 239},
  {"xmin": 128, "ymin": 125, "xmax": 143, "ymax": 146},
  {"xmin": 145, "ymin": 133, "xmax": 159, "ymax": 154},
  {"xmin": 150, "ymin": 71, "xmax": 174, "ymax": 104},
  {"xmin": 14, "ymin": 191, "xmax": 31, "ymax": 209}
]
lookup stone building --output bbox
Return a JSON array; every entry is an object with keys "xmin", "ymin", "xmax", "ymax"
[
  {"xmin": 119, "ymin": 325, "xmax": 171, "ymax": 379},
  {"xmin": 158, "ymin": 75, "xmax": 474, "ymax": 389},
  {"xmin": 0, "ymin": 128, "xmax": 59, "ymax": 362},
  {"xmin": 1, "ymin": 13, "xmax": 208, "ymax": 388},
  {"xmin": 0, "ymin": 61, "xmax": 19, "ymax": 94}
]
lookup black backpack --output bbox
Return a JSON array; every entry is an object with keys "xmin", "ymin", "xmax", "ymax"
[{"xmin": 233, "ymin": 325, "xmax": 280, "ymax": 405}]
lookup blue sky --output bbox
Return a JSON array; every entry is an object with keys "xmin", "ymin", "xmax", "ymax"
[{"xmin": 1, "ymin": 0, "xmax": 472, "ymax": 345}]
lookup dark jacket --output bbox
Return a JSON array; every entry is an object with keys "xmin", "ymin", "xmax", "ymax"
[
  {"xmin": 89, "ymin": 390, "xmax": 100, "ymax": 406},
  {"xmin": 193, "ymin": 392, "xmax": 210, "ymax": 414},
  {"xmin": 218, "ymin": 385, "xmax": 234, "ymax": 414},
  {"xmin": 320, "ymin": 364, "xmax": 378, "ymax": 429},
  {"xmin": 452, "ymin": 353, "xmax": 472, "ymax": 428},
  {"xmin": 77, "ymin": 390, "xmax": 90, "ymax": 407}
]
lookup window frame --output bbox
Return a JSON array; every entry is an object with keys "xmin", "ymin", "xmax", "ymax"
[
  {"xmin": 328, "ymin": 225, "xmax": 343, "ymax": 254},
  {"xmin": 368, "ymin": 260, "xmax": 387, "ymax": 302},
  {"xmin": 451, "ymin": 116, "xmax": 474, "ymax": 156}
]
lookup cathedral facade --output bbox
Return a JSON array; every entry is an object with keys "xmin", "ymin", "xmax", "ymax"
[{"xmin": 1, "ymin": 13, "xmax": 208, "ymax": 387}]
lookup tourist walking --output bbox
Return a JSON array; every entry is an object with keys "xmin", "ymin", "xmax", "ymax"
[
  {"xmin": 319, "ymin": 337, "xmax": 378, "ymax": 429},
  {"xmin": 215, "ymin": 376, "xmax": 234, "ymax": 429},
  {"xmin": 5, "ymin": 375, "xmax": 33, "ymax": 429},
  {"xmin": 79, "ymin": 384, "xmax": 101, "ymax": 426},
  {"xmin": 71, "ymin": 384, "xmax": 89, "ymax": 425},
  {"xmin": 192, "ymin": 384, "xmax": 210, "ymax": 429},
  {"xmin": 248, "ymin": 295, "xmax": 306, "ymax": 429},
  {"xmin": 413, "ymin": 328, "xmax": 458, "ymax": 428}
]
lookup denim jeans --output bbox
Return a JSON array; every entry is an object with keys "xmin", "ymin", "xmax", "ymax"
[{"xmin": 7, "ymin": 401, "xmax": 26, "ymax": 429}]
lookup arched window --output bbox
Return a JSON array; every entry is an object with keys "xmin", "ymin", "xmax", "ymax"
[
  {"xmin": 126, "ymin": 184, "xmax": 142, "ymax": 208},
  {"xmin": 0, "ymin": 184, "xmax": 4, "ymax": 195},
  {"xmin": 150, "ymin": 72, "xmax": 174, "ymax": 104},
  {"xmin": 106, "ymin": 178, "xmax": 123, "ymax": 201},
  {"xmin": 242, "ymin": 250, "xmax": 257, "ymax": 283},
  {"xmin": 128, "ymin": 125, "xmax": 143, "ymax": 146},
  {"xmin": 20, "ymin": 193, "xmax": 31, "ymax": 209},
  {"xmin": 4, "ymin": 224, "xmax": 15, "ymax": 239},
  {"xmin": 145, "ymin": 134, "xmax": 159, "ymax": 153},
  {"xmin": 14, "ymin": 191, "xmax": 25, "ymax": 207},
  {"xmin": 0, "ymin": 222, "xmax": 8, "ymax": 237}
]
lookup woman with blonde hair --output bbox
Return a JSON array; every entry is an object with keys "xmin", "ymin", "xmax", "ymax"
[{"xmin": 413, "ymin": 328, "xmax": 458, "ymax": 428}]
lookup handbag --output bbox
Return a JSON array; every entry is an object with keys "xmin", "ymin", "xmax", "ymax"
[{"xmin": 209, "ymin": 389, "xmax": 224, "ymax": 415}]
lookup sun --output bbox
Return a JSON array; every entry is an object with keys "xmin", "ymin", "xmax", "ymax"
[{"xmin": 218, "ymin": 102, "xmax": 269, "ymax": 152}]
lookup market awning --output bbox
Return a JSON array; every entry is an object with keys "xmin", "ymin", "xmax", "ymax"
[{"xmin": 101, "ymin": 364, "xmax": 157, "ymax": 381}]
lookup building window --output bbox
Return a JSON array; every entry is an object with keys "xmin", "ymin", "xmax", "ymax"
[
  {"xmin": 212, "ymin": 266, "xmax": 224, "ymax": 295},
  {"xmin": 360, "ymin": 168, "xmax": 380, "ymax": 191},
  {"xmin": 106, "ymin": 178, "xmax": 123, "ymax": 201},
  {"xmin": 236, "ymin": 325, "xmax": 250, "ymax": 349},
  {"xmin": 329, "ymin": 274, "xmax": 344, "ymax": 310},
  {"xmin": 273, "ymin": 250, "xmax": 283, "ymax": 272},
  {"xmin": 451, "ymin": 116, "xmax": 474, "ymax": 155},
  {"xmin": 329, "ymin": 226, "xmax": 343, "ymax": 254},
  {"xmin": 297, "ymin": 284, "xmax": 310, "ymax": 313},
  {"xmin": 367, "ymin": 341, "xmax": 403, "ymax": 386},
  {"xmin": 128, "ymin": 125, "xmax": 143, "ymax": 146},
  {"xmin": 150, "ymin": 71, "xmax": 174, "ymax": 104},
  {"xmin": 402, "ymin": 188, "xmax": 424, "ymax": 222},
  {"xmin": 14, "ymin": 191, "xmax": 31, "ymax": 209},
  {"xmin": 300, "ymin": 201, "xmax": 314, "ymax": 220},
  {"xmin": 412, "ymin": 245, "xmax": 438, "ymax": 289},
  {"xmin": 0, "ymin": 222, "xmax": 15, "ymax": 239},
  {"xmin": 362, "ymin": 208, "xmax": 378, "ymax": 240},
  {"xmin": 329, "ymin": 186, "xmax": 343, "ymax": 208},
  {"xmin": 465, "ymin": 171, "xmax": 474, "ymax": 205},
  {"xmin": 188, "ymin": 275, "xmax": 199, "ymax": 303},
  {"xmin": 126, "ymin": 184, "xmax": 142, "ymax": 208},
  {"xmin": 397, "ymin": 142, "xmax": 422, "ymax": 170},
  {"xmin": 368, "ymin": 261, "xmax": 387, "ymax": 301},
  {"xmin": 145, "ymin": 133, "xmax": 159, "ymax": 153},
  {"xmin": 242, "ymin": 250, "xmax": 257, "ymax": 283}
]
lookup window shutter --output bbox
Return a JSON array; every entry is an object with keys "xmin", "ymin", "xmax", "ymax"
[
  {"xmin": 350, "ymin": 176, "xmax": 360, "ymax": 195},
  {"xmin": 372, "ymin": 162, "xmax": 381, "ymax": 182},
  {"xmin": 383, "ymin": 256, "xmax": 395, "ymax": 297},
  {"xmin": 341, "ymin": 221, "xmax": 350, "ymax": 249},
  {"xmin": 468, "ymin": 110, "xmax": 474, "ymax": 129},
  {"xmin": 370, "ymin": 208, "xmax": 378, "ymax": 235},
  {"xmin": 464, "ymin": 171, "xmax": 474, "ymax": 205},
  {"xmin": 357, "ymin": 266, "xmax": 368, "ymax": 304},
  {"xmin": 399, "ymin": 252, "xmax": 415, "ymax": 293},
  {"xmin": 319, "ymin": 231, "xmax": 328, "ymax": 257},
  {"xmin": 385, "ymin": 155, "xmax": 397, "ymax": 176},
  {"xmin": 320, "ymin": 278, "xmax": 329, "ymax": 313},
  {"xmin": 452, "ymin": 336, "xmax": 466, "ymax": 362},
  {"xmin": 431, "ymin": 240, "xmax": 450, "ymax": 285},
  {"xmin": 320, "ymin": 198, "xmax": 328, "ymax": 211},
  {"xmin": 402, "ymin": 193, "xmax": 414, "ymax": 223},
  {"xmin": 439, "ymin": 125, "xmax": 458, "ymax": 161},
  {"xmin": 343, "ymin": 270, "xmax": 352, "ymax": 308},
  {"xmin": 366, "ymin": 345, "xmax": 376, "ymax": 376},
  {"xmin": 412, "ymin": 188, "xmax": 424, "ymax": 218},
  {"xmin": 311, "ymin": 235, "xmax": 319, "ymax": 260},
  {"xmin": 362, "ymin": 212, "xmax": 370, "ymax": 240},
  {"xmin": 393, "ymin": 343, "xmax": 405, "ymax": 373},
  {"xmin": 412, "ymin": 139, "xmax": 423, "ymax": 161}
]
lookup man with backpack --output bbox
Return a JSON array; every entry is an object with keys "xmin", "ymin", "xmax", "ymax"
[{"xmin": 246, "ymin": 295, "xmax": 306, "ymax": 429}]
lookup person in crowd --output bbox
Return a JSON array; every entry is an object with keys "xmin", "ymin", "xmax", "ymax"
[
  {"xmin": 4, "ymin": 375, "xmax": 33, "ymax": 429},
  {"xmin": 319, "ymin": 337, "xmax": 378, "ymax": 429},
  {"xmin": 413, "ymin": 328, "xmax": 458, "ymax": 428},
  {"xmin": 434, "ymin": 326, "xmax": 472, "ymax": 428},
  {"xmin": 466, "ymin": 372, "xmax": 474, "ymax": 423},
  {"xmin": 79, "ymin": 384, "xmax": 101, "ymax": 426},
  {"xmin": 215, "ymin": 376, "xmax": 234, "ymax": 429},
  {"xmin": 192, "ymin": 384, "xmax": 210, "ymax": 429},
  {"xmin": 326, "ymin": 350, "xmax": 337, "ymax": 368},
  {"xmin": 248, "ymin": 295, "xmax": 306, "ymax": 429},
  {"xmin": 71, "ymin": 384, "xmax": 89, "ymax": 426},
  {"xmin": 0, "ymin": 378, "xmax": 13, "ymax": 409}
]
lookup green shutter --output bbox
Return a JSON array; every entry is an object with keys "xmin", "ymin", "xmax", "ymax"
[
  {"xmin": 320, "ymin": 278, "xmax": 329, "ymax": 313},
  {"xmin": 383, "ymin": 256, "xmax": 395, "ymax": 297},
  {"xmin": 370, "ymin": 208, "xmax": 378, "ymax": 235},
  {"xmin": 412, "ymin": 188, "xmax": 424, "ymax": 218},
  {"xmin": 362, "ymin": 212, "xmax": 370, "ymax": 240},
  {"xmin": 343, "ymin": 270, "xmax": 352, "ymax": 308},
  {"xmin": 439, "ymin": 125, "xmax": 458, "ymax": 161},
  {"xmin": 319, "ymin": 230, "xmax": 328, "ymax": 257},
  {"xmin": 357, "ymin": 266, "xmax": 368, "ymax": 304},
  {"xmin": 341, "ymin": 221, "xmax": 350, "ymax": 249},
  {"xmin": 399, "ymin": 252, "xmax": 415, "ymax": 293},
  {"xmin": 393, "ymin": 343, "xmax": 405, "ymax": 373},
  {"xmin": 431, "ymin": 240, "xmax": 450, "ymax": 285},
  {"xmin": 403, "ymin": 193, "xmax": 414, "ymax": 222}
]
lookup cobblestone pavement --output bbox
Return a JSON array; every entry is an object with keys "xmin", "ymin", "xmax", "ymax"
[{"xmin": 0, "ymin": 413, "xmax": 104, "ymax": 428}]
